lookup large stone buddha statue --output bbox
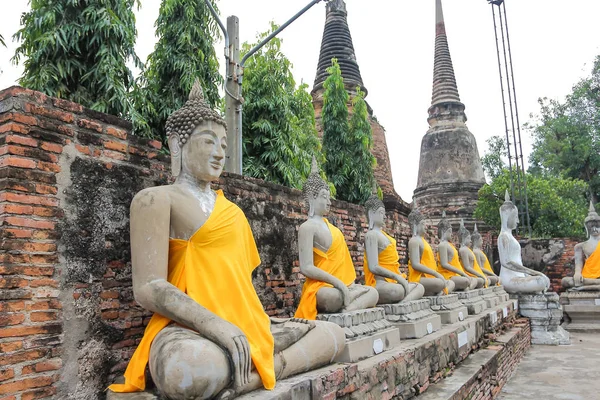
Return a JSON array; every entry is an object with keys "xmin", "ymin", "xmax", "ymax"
[
  {"xmin": 562, "ymin": 201, "xmax": 600, "ymax": 291},
  {"xmin": 294, "ymin": 160, "xmax": 379, "ymax": 319},
  {"xmin": 407, "ymin": 207, "xmax": 453, "ymax": 295},
  {"xmin": 363, "ymin": 191, "xmax": 425, "ymax": 303},
  {"xmin": 498, "ymin": 190, "xmax": 550, "ymax": 294},
  {"xmin": 458, "ymin": 220, "xmax": 486, "ymax": 288},
  {"xmin": 437, "ymin": 212, "xmax": 477, "ymax": 291},
  {"xmin": 107, "ymin": 81, "xmax": 345, "ymax": 400},
  {"xmin": 471, "ymin": 224, "xmax": 500, "ymax": 286}
]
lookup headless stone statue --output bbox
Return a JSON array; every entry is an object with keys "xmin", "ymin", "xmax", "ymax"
[
  {"xmin": 562, "ymin": 201, "xmax": 600, "ymax": 291},
  {"xmin": 498, "ymin": 190, "xmax": 551, "ymax": 294},
  {"xmin": 471, "ymin": 224, "xmax": 500, "ymax": 286},
  {"xmin": 458, "ymin": 219, "xmax": 486, "ymax": 289},
  {"xmin": 407, "ymin": 207, "xmax": 453, "ymax": 295},
  {"xmin": 437, "ymin": 212, "xmax": 478, "ymax": 291},
  {"xmin": 363, "ymin": 190, "xmax": 425, "ymax": 303},
  {"xmin": 294, "ymin": 159, "xmax": 379, "ymax": 319},
  {"xmin": 107, "ymin": 81, "xmax": 345, "ymax": 400}
]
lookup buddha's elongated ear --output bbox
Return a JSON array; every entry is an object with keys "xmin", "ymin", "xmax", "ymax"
[
  {"xmin": 168, "ymin": 133, "xmax": 182, "ymax": 177},
  {"xmin": 308, "ymin": 198, "xmax": 315, "ymax": 218},
  {"xmin": 368, "ymin": 209, "xmax": 375, "ymax": 230}
]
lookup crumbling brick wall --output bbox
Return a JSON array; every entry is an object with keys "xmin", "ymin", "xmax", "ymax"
[{"xmin": 519, "ymin": 238, "xmax": 578, "ymax": 294}]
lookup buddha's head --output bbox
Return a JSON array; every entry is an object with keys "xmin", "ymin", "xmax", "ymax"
[
  {"xmin": 584, "ymin": 201, "xmax": 600, "ymax": 238},
  {"xmin": 458, "ymin": 219, "xmax": 471, "ymax": 247},
  {"xmin": 166, "ymin": 80, "xmax": 227, "ymax": 182},
  {"xmin": 365, "ymin": 190, "xmax": 385, "ymax": 230},
  {"xmin": 437, "ymin": 211, "xmax": 452, "ymax": 241},
  {"xmin": 302, "ymin": 158, "xmax": 330, "ymax": 218},
  {"xmin": 472, "ymin": 224, "xmax": 483, "ymax": 249},
  {"xmin": 408, "ymin": 207, "xmax": 426, "ymax": 237},
  {"xmin": 500, "ymin": 190, "xmax": 519, "ymax": 231}
]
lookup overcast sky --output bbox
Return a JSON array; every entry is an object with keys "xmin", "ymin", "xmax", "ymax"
[{"xmin": 1, "ymin": 0, "xmax": 599, "ymax": 201}]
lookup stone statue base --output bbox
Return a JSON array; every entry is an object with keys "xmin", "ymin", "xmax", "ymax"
[
  {"xmin": 317, "ymin": 308, "xmax": 400, "ymax": 362},
  {"xmin": 381, "ymin": 299, "xmax": 442, "ymax": 339},
  {"xmin": 480, "ymin": 287, "xmax": 500, "ymax": 308},
  {"xmin": 456, "ymin": 289, "xmax": 487, "ymax": 315},
  {"xmin": 560, "ymin": 290, "xmax": 600, "ymax": 332},
  {"xmin": 493, "ymin": 285, "xmax": 509, "ymax": 302},
  {"xmin": 514, "ymin": 293, "xmax": 570, "ymax": 345},
  {"xmin": 426, "ymin": 294, "xmax": 468, "ymax": 325}
]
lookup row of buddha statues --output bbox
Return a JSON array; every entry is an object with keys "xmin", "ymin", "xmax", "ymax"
[{"xmin": 108, "ymin": 82, "xmax": 600, "ymax": 400}]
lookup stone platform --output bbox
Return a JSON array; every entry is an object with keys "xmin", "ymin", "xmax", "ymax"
[
  {"xmin": 456, "ymin": 289, "xmax": 487, "ymax": 315},
  {"xmin": 316, "ymin": 308, "xmax": 400, "ymax": 362},
  {"xmin": 494, "ymin": 285, "xmax": 510, "ymax": 302},
  {"xmin": 481, "ymin": 287, "xmax": 500, "ymax": 308},
  {"xmin": 560, "ymin": 290, "xmax": 600, "ymax": 332},
  {"xmin": 426, "ymin": 294, "xmax": 468, "ymax": 324},
  {"xmin": 381, "ymin": 299, "xmax": 442, "ymax": 339},
  {"xmin": 514, "ymin": 292, "xmax": 570, "ymax": 345}
]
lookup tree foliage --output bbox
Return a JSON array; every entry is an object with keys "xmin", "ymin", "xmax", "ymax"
[
  {"xmin": 481, "ymin": 135, "xmax": 508, "ymax": 181},
  {"xmin": 241, "ymin": 24, "xmax": 323, "ymax": 190},
  {"xmin": 528, "ymin": 55, "xmax": 600, "ymax": 202},
  {"xmin": 475, "ymin": 169, "xmax": 589, "ymax": 238},
  {"xmin": 322, "ymin": 59, "xmax": 376, "ymax": 204},
  {"xmin": 134, "ymin": 0, "xmax": 222, "ymax": 139},
  {"xmin": 13, "ymin": 0, "xmax": 141, "ymax": 119}
]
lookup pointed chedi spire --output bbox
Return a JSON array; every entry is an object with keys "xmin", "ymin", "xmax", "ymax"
[{"xmin": 312, "ymin": 0, "xmax": 366, "ymax": 99}]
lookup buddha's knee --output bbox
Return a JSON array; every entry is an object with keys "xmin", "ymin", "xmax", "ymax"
[
  {"xmin": 562, "ymin": 277, "xmax": 574, "ymax": 288},
  {"xmin": 312, "ymin": 320, "xmax": 346, "ymax": 361},
  {"xmin": 149, "ymin": 326, "xmax": 230, "ymax": 400},
  {"xmin": 376, "ymin": 282, "xmax": 404, "ymax": 304},
  {"xmin": 452, "ymin": 276, "xmax": 469, "ymax": 290},
  {"xmin": 316, "ymin": 287, "xmax": 344, "ymax": 313},
  {"xmin": 477, "ymin": 278, "xmax": 485, "ymax": 288}
]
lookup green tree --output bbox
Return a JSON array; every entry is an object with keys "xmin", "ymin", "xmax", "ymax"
[
  {"xmin": 12, "ymin": 0, "xmax": 141, "ymax": 119},
  {"xmin": 475, "ymin": 169, "xmax": 589, "ymax": 238},
  {"xmin": 135, "ymin": 0, "xmax": 222, "ymax": 139},
  {"xmin": 0, "ymin": 34, "xmax": 5, "ymax": 47},
  {"xmin": 322, "ymin": 59, "xmax": 376, "ymax": 204},
  {"xmin": 528, "ymin": 55, "xmax": 600, "ymax": 202},
  {"xmin": 241, "ymin": 24, "xmax": 322, "ymax": 189},
  {"xmin": 481, "ymin": 135, "xmax": 508, "ymax": 181}
]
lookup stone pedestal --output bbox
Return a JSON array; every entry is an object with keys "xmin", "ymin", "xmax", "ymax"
[
  {"xmin": 480, "ymin": 287, "xmax": 500, "ymax": 308},
  {"xmin": 456, "ymin": 289, "xmax": 487, "ymax": 315},
  {"xmin": 381, "ymin": 299, "xmax": 442, "ymax": 339},
  {"xmin": 516, "ymin": 293, "xmax": 570, "ymax": 345},
  {"xmin": 560, "ymin": 290, "xmax": 600, "ymax": 332},
  {"xmin": 426, "ymin": 294, "xmax": 468, "ymax": 325},
  {"xmin": 493, "ymin": 285, "xmax": 509, "ymax": 302},
  {"xmin": 317, "ymin": 307, "xmax": 400, "ymax": 362}
]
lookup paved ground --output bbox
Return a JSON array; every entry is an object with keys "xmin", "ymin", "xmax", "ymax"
[{"xmin": 499, "ymin": 332, "xmax": 600, "ymax": 400}]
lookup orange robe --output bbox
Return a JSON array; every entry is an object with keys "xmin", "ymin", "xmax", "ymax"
[
  {"xmin": 582, "ymin": 242, "xmax": 600, "ymax": 279},
  {"xmin": 109, "ymin": 191, "xmax": 275, "ymax": 393},
  {"xmin": 364, "ymin": 231, "xmax": 406, "ymax": 287},
  {"xmin": 437, "ymin": 243, "xmax": 465, "ymax": 280},
  {"xmin": 408, "ymin": 237, "xmax": 437, "ymax": 282},
  {"xmin": 294, "ymin": 219, "xmax": 357, "ymax": 320},
  {"xmin": 464, "ymin": 248, "xmax": 489, "ymax": 287}
]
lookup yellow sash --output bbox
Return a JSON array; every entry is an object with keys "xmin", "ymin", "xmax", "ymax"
[
  {"xmin": 109, "ymin": 191, "xmax": 275, "ymax": 393},
  {"xmin": 437, "ymin": 243, "xmax": 465, "ymax": 280},
  {"xmin": 364, "ymin": 231, "xmax": 406, "ymax": 286},
  {"xmin": 464, "ymin": 248, "xmax": 489, "ymax": 287},
  {"xmin": 582, "ymin": 242, "xmax": 600, "ymax": 279},
  {"xmin": 408, "ymin": 237, "xmax": 437, "ymax": 282},
  {"xmin": 294, "ymin": 219, "xmax": 357, "ymax": 320}
]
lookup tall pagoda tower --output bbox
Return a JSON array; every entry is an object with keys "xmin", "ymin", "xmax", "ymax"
[
  {"xmin": 413, "ymin": 0, "xmax": 485, "ymax": 227},
  {"xmin": 311, "ymin": 0, "xmax": 403, "ymax": 206}
]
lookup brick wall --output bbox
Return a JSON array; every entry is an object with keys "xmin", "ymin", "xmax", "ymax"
[{"xmin": 0, "ymin": 87, "xmax": 417, "ymax": 399}]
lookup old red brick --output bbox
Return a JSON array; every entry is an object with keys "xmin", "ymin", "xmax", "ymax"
[
  {"xmin": 0, "ymin": 157, "xmax": 37, "ymax": 169},
  {"xmin": 106, "ymin": 126, "xmax": 127, "ymax": 140},
  {"xmin": 4, "ymin": 217, "xmax": 55, "ymax": 230},
  {"xmin": 0, "ymin": 313, "xmax": 25, "ymax": 327},
  {"xmin": 3, "ymin": 193, "xmax": 58, "ymax": 207},
  {"xmin": 36, "ymin": 161, "xmax": 60, "ymax": 173},
  {"xmin": 34, "ymin": 184, "xmax": 57, "ymax": 195},
  {"xmin": 77, "ymin": 118, "xmax": 103, "ymax": 132},
  {"xmin": 103, "ymin": 140, "xmax": 128, "ymax": 153},
  {"xmin": 21, "ymin": 386, "xmax": 58, "ymax": 400},
  {"xmin": 39, "ymin": 141, "xmax": 63, "ymax": 153},
  {"xmin": 102, "ymin": 150, "xmax": 127, "ymax": 161},
  {"xmin": 5, "ymin": 135, "xmax": 38, "ymax": 147},
  {"xmin": 0, "ymin": 375, "xmax": 56, "ymax": 396},
  {"xmin": 0, "ymin": 369, "xmax": 14, "ymax": 383},
  {"xmin": 2, "ymin": 204, "xmax": 34, "ymax": 215},
  {"xmin": 24, "ymin": 103, "xmax": 74, "ymax": 123},
  {"xmin": 0, "ymin": 341, "xmax": 22, "ymax": 353}
]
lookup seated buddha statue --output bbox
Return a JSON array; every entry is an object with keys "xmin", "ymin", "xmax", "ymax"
[
  {"xmin": 107, "ymin": 81, "xmax": 345, "ymax": 400},
  {"xmin": 498, "ymin": 190, "xmax": 550, "ymax": 294},
  {"xmin": 363, "ymin": 190, "xmax": 425, "ymax": 303},
  {"xmin": 437, "ymin": 212, "xmax": 477, "ymax": 291},
  {"xmin": 457, "ymin": 220, "xmax": 487, "ymax": 289},
  {"xmin": 471, "ymin": 224, "xmax": 500, "ymax": 286},
  {"xmin": 294, "ymin": 160, "xmax": 379, "ymax": 319},
  {"xmin": 562, "ymin": 201, "xmax": 600, "ymax": 291},
  {"xmin": 407, "ymin": 207, "xmax": 454, "ymax": 296}
]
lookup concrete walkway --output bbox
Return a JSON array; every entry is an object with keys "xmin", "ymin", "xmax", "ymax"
[{"xmin": 499, "ymin": 332, "xmax": 600, "ymax": 400}]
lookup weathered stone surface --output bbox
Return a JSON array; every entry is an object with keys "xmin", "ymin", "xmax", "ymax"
[
  {"xmin": 515, "ymin": 293, "xmax": 570, "ymax": 345},
  {"xmin": 480, "ymin": 287, "xmax": 501, "ymax": 308},
  {"xmin": 382, "ymin": 299, "xmax": 442, "ymax": 339},
  {"xmin": 456, "ymin": 289, "xmax": 487, "ymax": 315},
  {"xmin": 560, "ymin": 291, "xmax": 600, "ymax": 332},
  {"xmin": 426, "ymin": 295, "xmax": 469, "ymax": 324}
]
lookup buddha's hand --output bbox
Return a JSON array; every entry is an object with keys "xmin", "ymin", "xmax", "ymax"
[
  {"xmin": 217, "ymin": 322, "xmax": 252, "ymax": 393},
  {"xmin": 396, "ymin": 275, "xmax": 410, "ymax": 294},
  {"xmin": 573, "ymin": 272, "xmax": 583, "ymax": 286}
]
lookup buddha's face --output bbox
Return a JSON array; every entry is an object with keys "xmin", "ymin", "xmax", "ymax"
[
  {"xmin": 311, "ymin": 188, "xmax": 331, "ymax": 217},
  {"xmin": 462, "ymin": 234, "xmax": 472, "ymax": 247},
  {"xmin": 473, "ymin": 237, "xmax": 483, "ymax": 249},
  {"xmin": 180, "ymin": 122, "xmax": 227, "ymax": 182},
  {"xmin": 586, "ymin": 221, "xmax": 600, "ymax": 238},
  {"xmin": 370, "ymin": 207, "xmax": 386, "ymax": 228},
  {"xmin": 415, "ymin": 220, "xmax": 426, "ymax": 236},
  {"xmin": 442, "ymin": 227, "xmax": 452, "ymax": 241},
  {"xmin": 506, "ymin": 207, "xmax": 519, "ymax": 230}
]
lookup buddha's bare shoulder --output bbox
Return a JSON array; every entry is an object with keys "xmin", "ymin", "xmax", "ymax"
[
  {"xmin": 130, "ymin": 185, "xmax": 176, "ymax": 211},
  {"xmin": 408, "ymin": 236, "xmax": 423, "ymax": 246}
]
